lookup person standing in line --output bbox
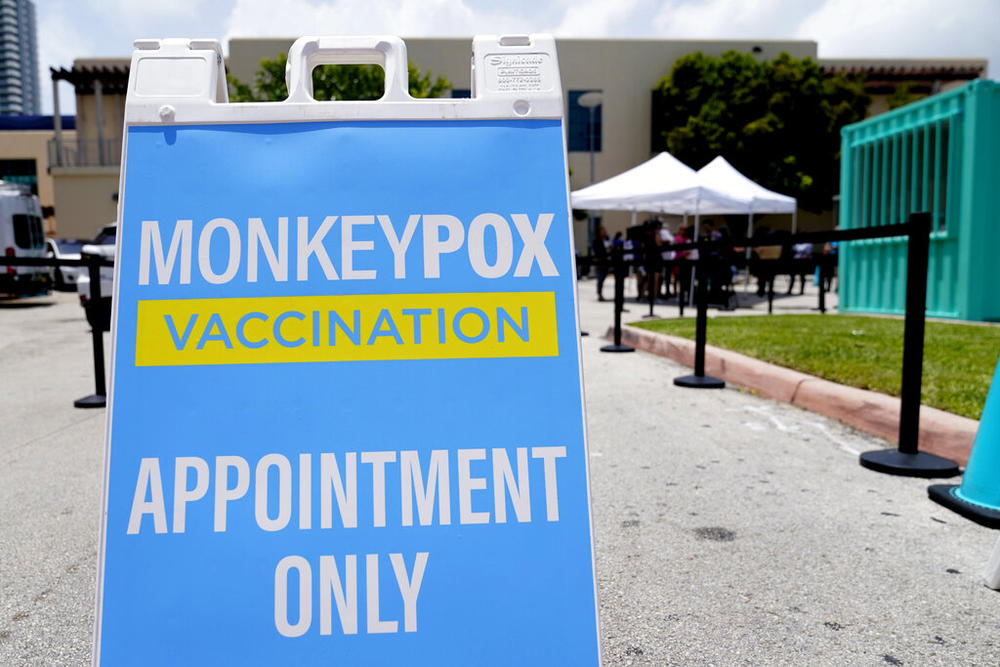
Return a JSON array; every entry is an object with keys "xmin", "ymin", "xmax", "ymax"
[
  {"xmin": 788, "ymin": 241, "xmax": 814, "ymax": 295},
  {"xmin": 592, "ymin": 226, "xmax": 610, "ymax": 301},
  {"xmin": 672, "ymin": 225, "xmax": 692, "ymax": 302},
  {"xmin": 753, "ymin": 227, "xmax": 782, "ymax": 296},
  {"xmin": 657, "ymin": 219, "xmax": 674, "ymax": 298},
  {"xmin": 644, "ymin": 223, "xmax": 665, "ymax": 303},
  {"xmin": 822, "ymin": 225, "xmax": 839, "ymax": 293}
]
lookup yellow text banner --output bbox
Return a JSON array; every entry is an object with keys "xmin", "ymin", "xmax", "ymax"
[{"xmin": 135, "ymin": 292, "xmax": 558, "ymax": 366}]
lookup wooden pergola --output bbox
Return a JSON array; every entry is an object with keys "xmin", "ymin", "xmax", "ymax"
[{"xmin": 49, "ymin": 63, "xmax": 130, "ymax": 166}]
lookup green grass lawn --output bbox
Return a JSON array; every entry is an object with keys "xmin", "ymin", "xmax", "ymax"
[{"xmin": 632, "ymin": 314, "xmax": 1000, "ymax": 420}]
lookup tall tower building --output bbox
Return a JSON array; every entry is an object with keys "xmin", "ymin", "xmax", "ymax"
[{"xmin": 0, "ymin": 0, "xmax": 39, "ymax": 115}]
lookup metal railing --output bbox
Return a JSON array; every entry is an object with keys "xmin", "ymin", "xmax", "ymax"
[{"xmin": 47, "ymin": 137, "xmax": 122, "ymax": 168}]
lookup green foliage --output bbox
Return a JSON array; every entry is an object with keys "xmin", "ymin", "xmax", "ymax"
[
  {"xmin": 887, "ymin": 82, "xmax": 927, "ymax": 110},
  {"xmin": 633, "ymin": 314, "xmax": 1000, "ymax": 420},
  {"xmin": 227, "ymin": 53, "xmax": 451, "ymax": 102},
  {"xmin": 654, "ymin": 51, "xmax": 869, "ymax": 212}
]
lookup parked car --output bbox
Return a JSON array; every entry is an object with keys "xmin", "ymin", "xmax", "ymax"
[
  {"xmin": 77, "ymin": 222, "xmax": 116, "ymax": 331},
  {"xmin": 0, "ymin": 182, "xmax": 49, "ymax": 296},
  {"xmin": 45, "ymin": 237, "xmax": 86, "ymax": 291}
]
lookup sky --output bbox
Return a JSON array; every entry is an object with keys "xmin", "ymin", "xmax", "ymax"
[{"xmin": 36, "ymin": 0, "xmax": 999, "ymax": 115}]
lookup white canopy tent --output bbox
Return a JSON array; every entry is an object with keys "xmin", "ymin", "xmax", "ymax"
[
  {"xmin": 571, "ymin": 152, "xmax": 801, "ymax": 298},
  {"xmin": 571, "ymin": 152, "xmax": 756, "ymax": 305},
  {"xmin": 571, "ymin": 152, "xmax": 798, "ymax": 233},
  {"xmin": 570, "ymin": 152, "xmax": 750, "ymax": 235},
  {"xmin": 696, "ymin": 155, "xmax": 798, "ymax": 232},
  {"xmin": 696, "ymin": 156, "xmax": 799, "ymax": 291}
]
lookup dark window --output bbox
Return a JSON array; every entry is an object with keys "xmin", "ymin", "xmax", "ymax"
[
  {"xmin": 568, "ymin": 90, "xmax": 602, "ymax": 152},
  {"xmin": 13, "ymin": 214, "xmax": 43, "ymax": 249},
  {"xmin": 450, "ymin": 89, "xmax": 471, "ymax": 98},
  {"xmin": 0, "ymin": 159, "xmax": 37, "ymax": 195},
  {"xmin": 13, "ymin": 213, "xmax": 29, "ymax": 248}
]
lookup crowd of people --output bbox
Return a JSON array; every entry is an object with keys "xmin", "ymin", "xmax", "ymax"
[{"xmin": 589, "ymin": 217, "xmax": 838, "ymax": 306}]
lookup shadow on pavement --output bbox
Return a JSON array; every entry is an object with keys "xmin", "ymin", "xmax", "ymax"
[{"xmin": 0, "ymin": 298, "xmax": 54, "ymax": 309}]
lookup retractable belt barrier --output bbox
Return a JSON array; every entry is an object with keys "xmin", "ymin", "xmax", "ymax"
[
  {"xmin": 94, "ymin": 36, "xmax": 600, "ymax": 665},
  {"xmin": 601, "ymin": 213, "xmax": 959, "ymax": 478}
]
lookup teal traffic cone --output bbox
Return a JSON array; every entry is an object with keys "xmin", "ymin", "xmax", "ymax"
[{"xmin": 929, "ymin": 353, "xmax": 1000, "ymax": 528}]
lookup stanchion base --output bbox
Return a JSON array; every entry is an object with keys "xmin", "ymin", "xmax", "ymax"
[
  {"xmin": 858, "ymin": 449, "xmax": 960, "ymax": 478},
  {"xmin": 600, "ymin": 344, "xmax": 635, "ymax": 353},
  {"xmin": 74, "ymin": 394, "xmax": 106, "ymax": 409},
  {"xmin": 673, "ymin": 374, "xmax": 725, "ymax": 389},
  {"xmin": 928, "ymin": 485, "xmax": 1000, "ymax": 528}
]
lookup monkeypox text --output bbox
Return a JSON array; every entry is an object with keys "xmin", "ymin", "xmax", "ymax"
[{"xmin": 137, "ymin": 213, "xmax": 559, "ymax": 285}]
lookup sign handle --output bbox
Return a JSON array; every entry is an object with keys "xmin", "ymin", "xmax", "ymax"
[{"xmin": 285, "ymin": 35, "xmax": 411, "ymax": 102}]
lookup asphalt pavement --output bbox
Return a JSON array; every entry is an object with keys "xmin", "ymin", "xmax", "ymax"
[{"xmin": 2, "ymin": 285, "xmax": 999, "ymax": 665}]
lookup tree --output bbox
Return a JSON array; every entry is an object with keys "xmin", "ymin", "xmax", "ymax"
[
  {"xmin": 228, "ymin": 53, "xmax": 451, "ymax": 102},
  {"xmin": 653, "ymin": 51, "xmax": 869, "ymax": 212},
  {"xmin": 887, "ymin": 82, "xmax": 927, "ymax": 110}
]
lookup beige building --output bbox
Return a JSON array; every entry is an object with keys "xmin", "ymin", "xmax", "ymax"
[
  {"xmin": 229, "ymin": 37, "xmax": 815, "ymax": 196},
  {"xmin": 47, "ymin": 59, "xmax": 127, "ymax": 240},
  {"xmin": 43, "ymin": 37, "xmax": 987, "ymax": 247},
  {"xmin": 228, "ymin": 38, "xmax": 985, "ymax": 248},
  {"xmin": 230, "ymin": 38, "xmax": 821, "ymax": 245},
  {"xmin": 0, "ymin": 120, "xmax": 73, "ymax": 234}
]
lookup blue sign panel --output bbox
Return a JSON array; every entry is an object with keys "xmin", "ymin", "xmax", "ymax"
[{"xmin": 96, "ymin": 119, "xmax": 600, "ymax": 665}]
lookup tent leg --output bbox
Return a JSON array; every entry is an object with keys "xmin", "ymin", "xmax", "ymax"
[{"xmin": 745, "ymin": 213, "xmax": 753, "ymax": 294}]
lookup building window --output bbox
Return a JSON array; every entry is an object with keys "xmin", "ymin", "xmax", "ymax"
[
  {"xmin": 568, "ymin": 90, "xmax": 602, "ymax": 153},
  {"xmin": 0, "ymin": 158, "xmax": 36, "ymax": 195}
]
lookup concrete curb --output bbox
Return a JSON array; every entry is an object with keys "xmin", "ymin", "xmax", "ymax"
[{"xmin": 611, "ymin": 324, "xmax": 978, "ymax": 466}]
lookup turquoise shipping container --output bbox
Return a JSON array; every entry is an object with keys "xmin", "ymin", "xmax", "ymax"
[{"xmin": 839, "ymin": 79, "xmax": 1000, "ymax": 322}]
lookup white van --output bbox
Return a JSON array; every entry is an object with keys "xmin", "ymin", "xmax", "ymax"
[{"xmin": 0, "ymin": 182, "xmax": 48, "ymax": 296}]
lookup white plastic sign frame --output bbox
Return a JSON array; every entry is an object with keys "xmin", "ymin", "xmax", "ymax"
[{"xmin": 95, "ymin": 35, "xmax": 600, "ymax": 666}]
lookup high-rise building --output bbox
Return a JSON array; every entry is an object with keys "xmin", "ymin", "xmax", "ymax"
[{"xmin": 0, "ymin": 0, "xmax": 39, "ymax": 115}]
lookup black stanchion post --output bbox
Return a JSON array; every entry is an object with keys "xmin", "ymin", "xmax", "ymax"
[
  {"xmin": 601, "ymin": 246, "xmax": 634, "ymax": 353},
  {"xmin": 859, "ymin": 212, "xmax": 959, "ymax": 477},
  {"xmin": 677, "ymin": 259, "xmax": 685, "ymax": 318},
  {"xmin": 674, "ymin": 245, "xmax": 724, "ymax": 388},
  {"xmin": 75, "ymin": 257, "xmax": 108, "ymax": 409}
]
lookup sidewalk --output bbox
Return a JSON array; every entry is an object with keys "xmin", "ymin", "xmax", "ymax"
[
  {"xmin": 573, "ymin": 277, "xmax": 999, "ymax": 664},
  {"xmin": 1, "ymin": 291, "xmax": 998, "ymax": 665}
]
